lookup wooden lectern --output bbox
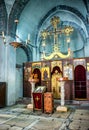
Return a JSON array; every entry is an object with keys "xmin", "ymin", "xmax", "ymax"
[{"xmin": 33, "ymin": 86, "xmax": 46, "ymax": 112}]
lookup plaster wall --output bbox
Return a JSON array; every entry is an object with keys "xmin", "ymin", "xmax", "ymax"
[
  {"xmin": 16, "ymin": 48, "xmax": 28, "ymax": 100},
  {"xmin": 84, "ymin": 38, "xmax": 89, "ymax": 57},
  {"xmin": 15, "ymin": 68, "xmax": 23, "ymax": 100},
  {"xmin": 0, "ymin": 38, "xmax": 5, "ymax": 82},
  {"xmin": 6, "ymin": 45, "xmax": 16, "ymax": 106}
]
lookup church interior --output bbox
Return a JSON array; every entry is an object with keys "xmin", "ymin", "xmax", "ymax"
[{"xmin": 0, "ymin": 0, "xmax": 89, "ymax": 129}]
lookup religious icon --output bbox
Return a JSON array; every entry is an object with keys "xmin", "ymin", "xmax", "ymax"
[
  {"xmin": 43, "ymin": 69, "xmax": 48, "ymax": 80},
  {"xmin": 41, "ymin": 67, "xmax": 50, "ymax": 80},
  {"xmin": 51, "ymin": 66, "xmax": 62, "ymax": 99}
]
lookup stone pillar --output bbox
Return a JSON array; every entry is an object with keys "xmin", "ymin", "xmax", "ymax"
[
  {"xmin": 27, "ymin": 78, "xmax": 39, "ymax": 110},
  {"xmin": 0, "ymin": 36, "xmax": 16, "ymax": 106},
  {"xmin": 0, "ymin": 38, "xmax": 5, "ymax": 82},
  {"xmin": 56, "ymin": 78, "xmax": 67, "ymax": 112},
  {"xmin": 30, "ymin": 82, "xmax": 36, "ymax": 104},
  {"xmin": 60, "ymin": 81, "xmax": 65, "ymax": 106},
  {"xmin": 5, "ymin": 36, "xmax": 16, "ymax": 106}
]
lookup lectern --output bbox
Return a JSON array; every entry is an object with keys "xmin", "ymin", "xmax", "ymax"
[{"xmin": 33, "ymin": 86, "xmax": 46, "ymax": 112}]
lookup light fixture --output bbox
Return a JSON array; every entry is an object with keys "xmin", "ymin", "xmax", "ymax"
[
  {"xmin": 10, "ymin": 17, "xmax": 37, "ymax": 49},
  {"xmin": 14, "ymin": 19, "xmax": 19, "ymax": 24},
  {"xmin": 9, "ymin": 42, "xmax": 22, "ymax": 48},
  {"xmin": 0, "ymin": 31, "xmax": 6, "ymax": 44},
  {"xmin": 66, "ymin": 37, "xmax": 70, "ymax": 43},
  {"xmin": 0, "ymin": 30, "xmax": 36, "ymax": 49},
  {"xmin": 9, "ymin": 33, "xmax": 37, "ymax": 49}
]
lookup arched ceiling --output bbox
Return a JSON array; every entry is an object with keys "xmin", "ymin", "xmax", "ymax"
[
  {"xmin": 1, "ymin": 0, "xmax": 89, "ymax": 39},
  {"xmin": 0, "ymin": 0, "xmax": 89, "ymax": 61},
  {"xmin": 9, "ymin": 0, "xmax": 89, "ymax": 45},
  {"xmin": 8, "ymin": 0, "xmax": 29, "ymax": 37}
]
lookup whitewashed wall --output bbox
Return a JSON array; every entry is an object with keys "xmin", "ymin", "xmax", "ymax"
[
  {"xmin": 0, "ymin": 36, "xmax": 16, "ymax": 106},
  {"xmin": 0, "ymin": 38, "xmax": 5, "ymax": 82},
  {"xmin": 5, "ymin": 44, "xmax": 16, "ymax": 105}
]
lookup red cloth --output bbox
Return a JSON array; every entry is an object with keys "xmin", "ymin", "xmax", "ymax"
[
  {"xmin": 74, "ymin": 65, "xmax": 86, "ymax": 98},
  {"xmin": 33, "ymin": 93, "xmax": 42, "ymax": 109}
]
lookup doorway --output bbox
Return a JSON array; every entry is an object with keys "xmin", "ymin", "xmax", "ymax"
[
  {"xmin": 51, "ymin": 66, "xmax": 62, "ymax": 99},
  {"xmin": 74, "ymin": 65, "xmax": 86, "ymax": 99}
]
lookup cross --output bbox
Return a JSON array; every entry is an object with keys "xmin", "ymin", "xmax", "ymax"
[
  {"xmin": 41, "ymin": 16, "xmax": 73, "ymax": 46},
  {"xmin": 49, "ymin": 16, "xmax": 62, "ymax": 45},
  {"xmin": 35, "ymin": 96, "xmax": 40, "ymax": 101}
]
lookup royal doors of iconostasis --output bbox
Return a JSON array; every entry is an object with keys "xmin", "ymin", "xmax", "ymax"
[
  {"xmin": 51, "ymin": 61, "xmax": 63, "ymax": 99},
  {"xmin": 51, "ymin": 60, "xmax": 74, "ymax": 99}
]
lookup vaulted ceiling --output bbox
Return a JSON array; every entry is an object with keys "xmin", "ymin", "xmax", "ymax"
[
  {"xmin": 0, "ymin": 0, "xmax": 89, "ymax": 62},
  {"xmin": 0, "ymin": 0, "xmax": 89, "ymax": 38}
]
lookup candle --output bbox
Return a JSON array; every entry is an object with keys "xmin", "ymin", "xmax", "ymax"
[
  {"xmin": 26, "ymin": 39, "xmax": 28, "ymax": 45},
  {"xmin": 2, "ymin": 31, "xmax": 4, "ymax": 37},
  {"xmin": 28, "ymin": 33, "xmax": 30, "ymax": 40}
]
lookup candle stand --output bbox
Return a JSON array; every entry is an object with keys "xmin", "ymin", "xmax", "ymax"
[
  {"xmin": 27, "ymin": 77, "xmax": 39, "ymax": 110},
  {"xmin": 56, "ymin": 78, "xmax": 68, "ymax": 112}
]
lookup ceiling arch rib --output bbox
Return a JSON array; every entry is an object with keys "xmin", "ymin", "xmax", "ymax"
[
  {"xmin": 83, "ymin": 0, "xmax": 89, "ymax": 13},
  {"xmin": 83, "ymin": 0, "xmax": 89, "ymax": 24},
  {"xmin": 0, "ymin": 1, "xmax": 7, "ymax": 34},
  {"xmin": 37, "ymin": 5, "xmax": 87, "ymax": 33},
  {"xmin": 20, "ymin": 46, "xmax": 32, "ymax": 61},
  {"xmin": 8, "ymin": 0, "xmax": 32, "ymax": 62},
  {"xmin": 8, "ymin": 0, "xmax": 29, "ymax": 37}
]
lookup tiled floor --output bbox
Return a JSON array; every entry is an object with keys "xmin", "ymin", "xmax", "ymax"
[{"xmin": 0, "ymin": 100, "xmax": 89, "ymax": 130}]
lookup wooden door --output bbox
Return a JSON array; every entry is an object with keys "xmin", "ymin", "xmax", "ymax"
[
  {"xmin": 74, "ymin": 65, "xmax": 86, "ymax": 99},
  {"xmin": 0, "ymin": 82, "xmax": 6, "ymax": 107}
]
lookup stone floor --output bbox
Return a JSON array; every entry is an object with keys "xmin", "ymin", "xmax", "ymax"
[{"xmin": 0, "ymin": 99, "xmax": 89, "ymax": 130}]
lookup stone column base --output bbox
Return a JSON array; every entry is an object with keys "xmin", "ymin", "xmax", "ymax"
[
  {"xmin": 56, "ymin": 106, "xmax": 67, "ymax": 112},
  {"xmin": 27, "ymin": 104, "xmax": 33, "ymax": 110}
]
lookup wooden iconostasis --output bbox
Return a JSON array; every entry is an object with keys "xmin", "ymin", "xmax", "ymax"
[{"xmin": 23, "ymin": 58, "xmax": 89, "ymax": 100}]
